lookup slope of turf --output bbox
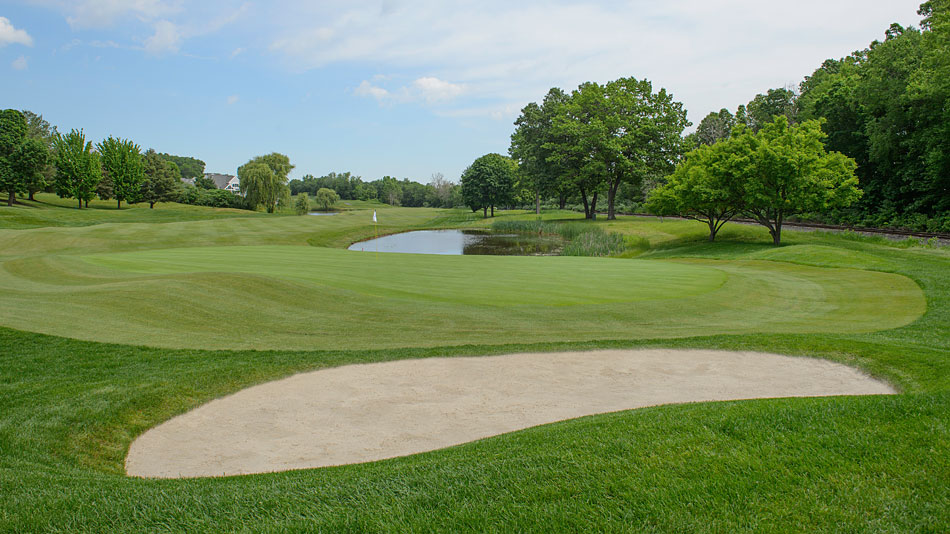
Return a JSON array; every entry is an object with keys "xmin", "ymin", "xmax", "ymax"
[
  {"xmin": 0, "ymin": 243, "xmax": 921, "ymax": 349},
  {"xmin": 0, "ymin": 203, "xmax": 947, "ymax": 532}
]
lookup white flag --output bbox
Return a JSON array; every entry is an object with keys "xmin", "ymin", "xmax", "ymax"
[{"xmin": 372, "ymin": 210, "xmax": 377, "ymax": 223}]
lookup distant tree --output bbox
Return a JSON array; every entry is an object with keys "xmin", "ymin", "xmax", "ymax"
[
  {"xmin": 6, "ymin": 137, "xmax": 49, "ymax": 207},
  {"xmin": 354, "ymin": 181, "xmax": 377, "ymax": 201},
  {"xmin": 377, "ymin": 176, "xmax": 402, "ymax": 206},
  {"xmin": 646, "ymin": 127, "xmax": 753, "ymax": 241},
  {"xmin": 743, "ymin": 117, "xmax": 861, "ymax": 244},
  {"xmin": 313, "ymin": 187, "xmax": 339, "ymax": 211},
  {"xmin": 693, "ymin": 108, "xmax": 736, "ymax": 146},
  {"xmin": 427, "ymin": 172, "xmax": 454, "ymax": 207},
  {"xmin": 53, "ymin": 129, "xmax": 101, "ymax": 209},
  {"xmin": 400, "ymin": 179, "xmax": 428, "ymax": 207},
  {"xmin": 158, "ymin": 153, "xmax": 205, "ymax": 180},
  {"xmin": 294, "ymin": 192, "xmax": 310, "ymax": 215},
  {"xmin": 140, "ymin": 149, "xmax": 182, "ymax": 208},
  {"xmin": 460, "ymin": 153, "xmax": 517, "ymax": 217},
  {"xmin": 97, "ymin": 136, "xmax": 144, "ymax": 209},
  {"xmin": 96, "ymin": 171, "xmax": 114, "ymax": 201},
  {"xmin": 0, "ymin": 109, "xmax": 28, "ymax": 206},
  {"xmin": 20, "ymin": 110, "xmax": 58, "ymax": 200},
  {"xmin": 741, "ymin": 87, "xmax": 799, "ymax": 132},
  {"xmin": 238, "ymin": 153, "xmax": 293, "ymax": 213},
  {"xmin": 194, "ymin": 175, "xmax": 217, "ymax": 189}
]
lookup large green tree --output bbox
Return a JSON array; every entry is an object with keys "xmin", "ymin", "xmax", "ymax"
[
  {"xmin": 140, "ymin": 149, "xmax": 181, "ymax": 208},
  {"xmin": 510, "ymin": 87, "xmax": 571, "ymax": 214},
  {"xmin": 53, "ymin": 129, "xmax": 101, "ymax": 209},
  {"xmin": 547, "ymin": 83, "xmax": 606, "ymax": 219},
  {"xmin": 460, "ymin": 153, "xmax": 517, "ymax": 217},
  {"xmin": 793, "ymin": 2, "xmax": 949, "ymax": 229},
  {"xmin": 7, "ymin": 138, "xmax": 49, "ymax": 206},
  {"xmin": 647, "ymin": 128, "xmax": 754, "ymax": 241},
  {"xmin": 0, "ymin": 110, "xmax": 29, "ymax": 206},
  {"xmin": 97, "ymin": 137, "xmax": 144, "ymax": 209},
  {"xmin": 238, "ymin": 153, "xmax": 293, "ymax": 213},
  {"xmin": 546, "ymin": 78, "xmax": 689, "ymax": 220},
  {"xmin": 158, "ymin": 153, "xmax": 205, "ymax": 180},
  {"xmin": 21, "ymin": 110, "xmax": 59, "ymax": 200},
  {"xmin": 743, "ymin": 117, "xmax": 862, "ymax": 244}
]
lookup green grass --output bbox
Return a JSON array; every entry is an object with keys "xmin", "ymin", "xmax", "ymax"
[
  {"xmin": 0, "ymin": 193, "xmax": 270, "ymax": 228},
  {"xmin": 0, "ymin": 244, "xmax": 922, "ymax": 350},
  {"xmin": 491, "ymin": 218, "xmax": 627, "ymax": 256},
  {"xmin": 0, "ymin": 201, "xmax": 948, "ymax": 532}
]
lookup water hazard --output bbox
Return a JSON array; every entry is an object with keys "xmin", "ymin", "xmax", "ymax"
[{"xmin": 348, "ymin": 230, "xmax": 563, "ymax": 256}]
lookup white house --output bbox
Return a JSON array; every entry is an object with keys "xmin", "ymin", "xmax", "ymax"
[
  {"xmin": 224, "ymin": 176, "xmax": 241, "ymax": 194},
  {"xmin": 204, "ymin": 173, "xmax": 242, "ymax": 195}
]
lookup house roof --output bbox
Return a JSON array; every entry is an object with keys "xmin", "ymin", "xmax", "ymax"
[{"xmin": 204, "ymin": 173, "xmax": 235, "ymax": 189}]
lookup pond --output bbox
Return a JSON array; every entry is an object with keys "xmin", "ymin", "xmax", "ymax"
[
  {"xmin": 308, "ymin": 212, "xmax": 340, "ymax": 216},
  {"xmin": 347, "ymin": 230, "xmax": 563, "ymax": 256}
]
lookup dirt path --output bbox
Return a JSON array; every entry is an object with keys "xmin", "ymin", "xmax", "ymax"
[{"xmin": 126, "ymin": 349, "xmax": 894, "ymax": 478}]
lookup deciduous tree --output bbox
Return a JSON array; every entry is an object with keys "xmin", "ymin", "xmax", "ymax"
[
  {"xmin": 0, "ymin": 109, "xmax": 29, "ymax": 206},
  {"xmin": 647, "ymin": 128, "xmax": 753, "ymax": 241},
  {"xmin": 460, "ymin": 153, "xmax": 517, "ymax": 217},
  {"xmin": 97, "ymin": 136, "xmax": 144, "ymax": 209},
  {"xmin": 313, "ymin": 187, "xmax": 339, "ymax": 211},
  {"xmin": 294, "ymin": 192, "xmax": 310, "ymax": 215},
  {"xmin": 140, "ymin": 149, "xmax": 181, "ymax": 208},
  {"xmin": 238, "ymin": 153, "xmax": 293, "ymax": 213},
  {"xmin": 510, "ymin": 88, "xmax": 570, "ymax": 214},
  {"xmin": 692, "ymin": 108, "xmax": 736, "ymax": 146},
  {"xmin": 21, "ymin": 110, "xmax": 58, "ymax": 200},
  {"xmin": 743, "ymin": 117, "xmax": 861, "ymax": 244},
  {"xmin": 53, "ymin": 129, "xmax": 101, "ymax": 209}
]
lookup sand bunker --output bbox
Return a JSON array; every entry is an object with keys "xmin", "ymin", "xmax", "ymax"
[{"xmin": 126, "ymin": 349, "xmax": 894, "ymax": 478}]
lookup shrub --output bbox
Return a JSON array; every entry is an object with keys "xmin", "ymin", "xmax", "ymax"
[
  {"xmin": 294, "ymin": 193, "xmax": 310, "ymax": 215},
  {"xmin": 490, "ymin": 220, "xmax": 629, "ymax": 257}
]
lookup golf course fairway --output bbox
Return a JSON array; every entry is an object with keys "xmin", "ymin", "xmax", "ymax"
[{"xmin": 0, "ymin": 244, "xmax": 924, "ymax": 350}]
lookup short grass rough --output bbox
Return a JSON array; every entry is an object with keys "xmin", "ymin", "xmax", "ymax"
[{"xmin": 0, "ymin": 202, "xmax": 947, "ymax": 532}]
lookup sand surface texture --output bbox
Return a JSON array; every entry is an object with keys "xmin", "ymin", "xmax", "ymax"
[{"xmin": 126, "ymin": 349, "xmax": 894, "ymax": 478}]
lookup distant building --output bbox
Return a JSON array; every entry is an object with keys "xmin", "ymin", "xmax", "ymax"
[
  {"xmin": 180, "ymin": 177, "xmax": 196, "ymax": 186},
  {"xmin": 204, "ymin": 173, "xmax": 242, "ymax": 195}
]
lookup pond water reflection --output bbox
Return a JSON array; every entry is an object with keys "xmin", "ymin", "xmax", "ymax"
[{"xmin": 348, "ymin": 230, "xmax": 563, "ymax": 256}]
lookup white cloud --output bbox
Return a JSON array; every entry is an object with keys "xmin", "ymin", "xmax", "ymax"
[
  {"xmin": 54, "ymin": 0, "xmax": 183, "ymax": 29},
  {"xmin": 0, "ymin": 17, "xmax": 33, "ymax": 47},
  {"xmin": 226, "ymin": 94, "xmax": 239, "ymax": 105},
  {"xmin": 11, "ymin": 55, "xmax": 28, "ymax": 70},
  {"xmin": 354, "ymin": 80, "xmax": 389, "ymax": 101},
  {"xmin": 270, "ymin": 0, "xmax": 924, "ymax": 122},
  {"xmin": 230, "ymin": 47, "xmax": 244, "ymax": 58},
  {"xmin": 354, "ymin": 76, "xmax": 463, "ymax": 105},
  {"xmin": 36, "ymin": 0, "xmax": 248, "ymax": 57},
  {"xmin": 412, "ymin": 77, "xmax": 463, "ymax": 102},
  {"xmin": 144, "ymin": 19, "xmax": 181, "ymax": 54}
]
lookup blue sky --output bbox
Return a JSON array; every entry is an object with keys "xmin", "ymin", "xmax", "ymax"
[{"xmin": 1, "ymin": 0, "xmax": 925, "ymax": 183}]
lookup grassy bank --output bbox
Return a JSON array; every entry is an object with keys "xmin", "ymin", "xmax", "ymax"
[{"xmin": 0, "ymin": 201, "xmax": 947, "ymax": 532}]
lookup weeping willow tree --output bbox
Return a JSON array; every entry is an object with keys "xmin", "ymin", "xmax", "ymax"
[{"xmin": 238, "ymin": 152, "xmax": 293, "ymax": 213}]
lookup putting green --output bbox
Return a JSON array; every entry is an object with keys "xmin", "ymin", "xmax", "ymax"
[{"xmin": 0, "ymin": 245, "xmax": 924, "ymax": 350}]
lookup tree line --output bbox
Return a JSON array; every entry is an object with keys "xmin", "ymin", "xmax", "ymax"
[
  {"xmin": 0, "ymin": 110, "xmax": 184, "ymax": 209},
  {"xmin": 689, "ymin": 1, "xmax": 950, "ymax": 232},
  {"xmin": 288, "ymin": 171, "xmax": 464, "ymax": 208},
  {"xmin": 0, "ymin": 108, "xmax": 300, "ymax": 213}
]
